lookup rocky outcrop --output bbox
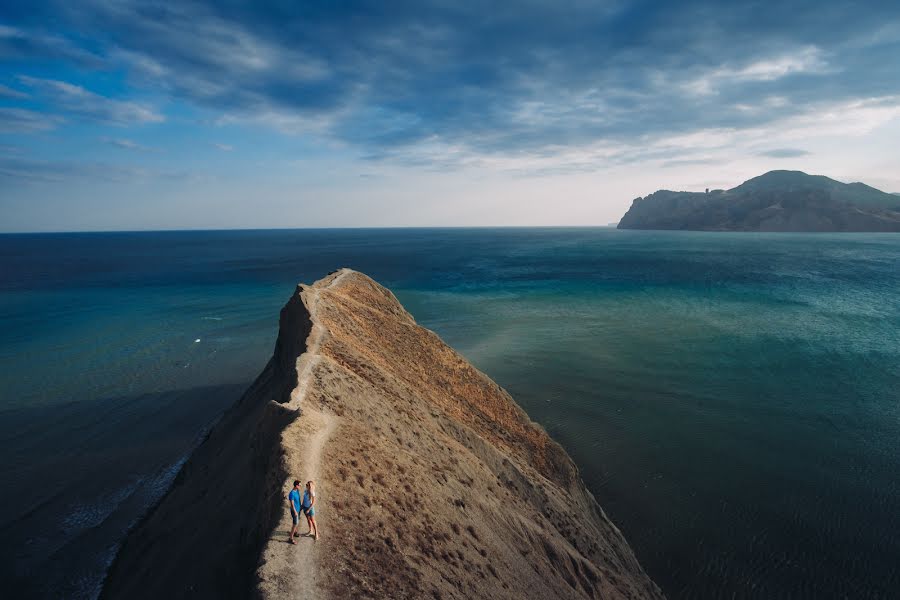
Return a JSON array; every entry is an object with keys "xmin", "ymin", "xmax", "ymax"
[
  {"xmin": 103, "ymin": 269, "xmax": 663, "ymax": 600},
  {"xmin": 618, "ymin": 170, "xmax": 900, "ymax": 232}
]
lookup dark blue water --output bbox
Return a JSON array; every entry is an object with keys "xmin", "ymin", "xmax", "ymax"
[{"xmin": 1, "ymin": 228, "xmax": 898, "ymax": 599}]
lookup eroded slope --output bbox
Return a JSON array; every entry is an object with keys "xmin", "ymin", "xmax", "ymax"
[{"xmin": 257, "ymin": 270, "xmax": 663, "ymax": 599}]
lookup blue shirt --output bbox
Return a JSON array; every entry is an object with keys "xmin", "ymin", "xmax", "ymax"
[
  {"xmin": 302, "ymin": 489, "xmax": 314, "ymax": 508},
  {"xmin": 289, "ymin": 489, "xmax": 301, "ymax": 512}
]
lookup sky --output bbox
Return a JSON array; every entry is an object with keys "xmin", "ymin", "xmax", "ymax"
[{"xmin": 1, "ymin": 0, "xmax": 900, "ymax": 231}]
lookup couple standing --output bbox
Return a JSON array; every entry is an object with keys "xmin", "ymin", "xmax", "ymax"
[{"xmin": 288, "ymin": 479, "xmax": 319, "ymax": 543}]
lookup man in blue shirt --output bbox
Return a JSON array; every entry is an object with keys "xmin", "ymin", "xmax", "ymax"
[{"xmin": 287, "ymin": 479, "xmax": 302, "ymax": 545}]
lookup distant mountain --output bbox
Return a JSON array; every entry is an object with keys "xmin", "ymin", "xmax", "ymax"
[{"xmin": 618, "ymin": 170, "xmax": 900, "ymax": 232}]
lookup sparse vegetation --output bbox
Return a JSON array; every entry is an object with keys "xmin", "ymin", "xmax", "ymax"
[{"xmin": 297, "ymin": 272, "xmax": 662, "ymax": 600}]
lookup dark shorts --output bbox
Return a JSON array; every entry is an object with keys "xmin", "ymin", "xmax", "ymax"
[{"xmin": 291, "ymin": 511, "xmax": 299, "ymax": 525}]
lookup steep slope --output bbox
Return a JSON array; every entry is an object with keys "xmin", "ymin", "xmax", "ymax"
[
  {"xmin": 101, "ymin": 280, "xmax": 314, "ymax": 599},
  {"xmin": 103, "ymin": 269, "xmax": 663, "ymax": 600},
  {"xmin": 618, "ymin": 170, "xmax": 900, "ymax": 231}
]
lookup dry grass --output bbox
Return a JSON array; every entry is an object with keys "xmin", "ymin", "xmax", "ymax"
[{"xmin": 292, "ymin": 271, "xmax": 663, "ymax": 600}]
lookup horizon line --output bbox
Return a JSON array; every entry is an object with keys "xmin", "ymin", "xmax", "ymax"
[{"xmin": 0, "ymin": 224, "xmax": 622, "ymax": 235}]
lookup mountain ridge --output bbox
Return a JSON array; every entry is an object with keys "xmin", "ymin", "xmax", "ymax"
[
  {"xmin": 102, "ymin": 269, "xmax": 663, "ymax": 600},
  {"xmin": 618, "ymin": 170, "xmax": 900, "ymax": 232}
]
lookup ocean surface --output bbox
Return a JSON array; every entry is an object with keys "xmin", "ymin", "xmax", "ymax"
[{"xmin": 1, "ymin": 228, "xmax": 898, "ymax": 599}]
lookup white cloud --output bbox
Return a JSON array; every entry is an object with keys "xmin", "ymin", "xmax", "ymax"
[
  {"xmin": 0, "ymin": 23, "xmax": 103, "ymax": 66},
  {"xmin": 100, "ymin": 137, "xmax": 155, "ymax": 151},
  {"xmin": 681, "ymin": 46, "xmax": 830, "ymax": 96},
  {"xmin": 0, "ymin": 107, "xmax": 62, "ymax": 133},
  {"xmin": 213, "ymin": 108, "xmax": 336, "ymax": 136},
  {"xmin": 0, "ymin": 84, "xmax": 29, "ymax": 99},
  {"xmin": 18, "ymin": 76, "xmax": 164, "ymax": 125}
]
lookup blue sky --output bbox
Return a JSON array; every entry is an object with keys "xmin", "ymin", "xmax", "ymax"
[{"xmin": 2, "ymin": 0, "xmax": 900, "ymax": 231}]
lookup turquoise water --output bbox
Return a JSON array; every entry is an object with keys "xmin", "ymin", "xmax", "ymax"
[{"xmin": 1, "ymin": 228, "xmax": 898, "ymax": 598}]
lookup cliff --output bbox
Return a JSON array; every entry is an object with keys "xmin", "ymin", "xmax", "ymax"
[
  {"xmin": 102, "ymin": 269, "xmax": 663, "ymax": 600},
  {"xmin": 618, "ymin": 170, "xmax": 900, "ymax": 232}
]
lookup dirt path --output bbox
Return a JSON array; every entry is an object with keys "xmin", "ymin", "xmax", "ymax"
[
  {"xmin": 282, "ymin": 408, "xmax": 336, "ymax": 598},
  {"xmin": 257, "ymin": 270, "xmax": 349, "ymax": 599},
  {"xmin": 290, "ymin": 268, "xmax": 350, "ymax": 409},
  {"xmin": 258, "ymin": 408, "xmax": 337, "ymax": 600}
]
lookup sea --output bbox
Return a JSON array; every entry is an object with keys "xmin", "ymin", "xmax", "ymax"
[{"xmin": 1, "ymin": 228, "xmax": 898, "ymax": 599}]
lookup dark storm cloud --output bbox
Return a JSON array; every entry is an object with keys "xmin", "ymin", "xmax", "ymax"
[{"xmin": 2, "ymin": 0, "xmax": 900, "ymax": 155}]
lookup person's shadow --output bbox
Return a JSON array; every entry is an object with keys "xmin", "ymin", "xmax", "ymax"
[{"xmin": 272, "ymin": 529, "xmax": 312, "ymax": 543}]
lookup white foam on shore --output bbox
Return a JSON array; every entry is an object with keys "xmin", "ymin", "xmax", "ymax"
[
  {"xmin": 81, "ymin": 419, "xmax": 220, "ymax": 600},
  {"xmin": 63, "ymin": 478, "xmax": 144, "ymax": 531}
]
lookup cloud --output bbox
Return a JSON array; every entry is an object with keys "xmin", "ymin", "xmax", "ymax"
[
  {"xmin": 3, "ymin": 0, "xmax": 900, "ymax": 162},
  {"xmin": 361, "ymin": 92, "xmax": 900, "ymax": 179},
  {"xmin": 100, "ymin": 136, "xmax": 154, "ymax": 151},
  {"xmin": 0, "ymin": 107, "xmax": 61, "ymax": 132},
  {"xmin": 660, "ymin": 157, "xmax": 725, "ymax": 168},
  {"xmin": 0, "ymin": 83, "xmax": 28, "ymax": 98},
  {"xmin": 213, "ymin": 143, "xmax": 233, "ymax": 151},
  {"xmin": 0, "ymin": 155, "xmax": 195, "ymax": 184},
  {"xmin": 0, "ymin": 143, "xmax": 23, "ymax": 155},
  {"xmin": 0, "ymin": 23, "xmax": 103, "ymax": 66},
  {"xmin": 17, "ymin": 75, "xmax": 164, "ymax": 125},
  {"xmin": 680, "ymin": 46, "xmax": 830, "ymax": 96},
  {"xmin": 758, "ymin": 148, "xmax": 812, "ymax": 158},
  {"xmin": 0, "ymin": 156, "xmax": 148, "ymax": 183}
]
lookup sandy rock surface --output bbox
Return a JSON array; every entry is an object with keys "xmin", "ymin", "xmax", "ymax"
[{"xmin": 104, "ymin": 269, "xmax": 664, "ymax": 600}]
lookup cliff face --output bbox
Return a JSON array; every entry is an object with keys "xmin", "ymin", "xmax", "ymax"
[
  {"xmin": 618, "ymin": 170, "xmax": 900, "ymax": 232},
  {"xmin": 103, "ymin": 269, "xmax": 663, "ymax": 600}
]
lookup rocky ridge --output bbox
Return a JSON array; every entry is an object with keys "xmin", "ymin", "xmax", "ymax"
[{"xmin": 103, "ymin": 269, "xmax": 663, "ymax": 600}]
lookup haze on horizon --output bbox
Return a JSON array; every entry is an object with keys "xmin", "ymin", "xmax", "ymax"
[{"xmin": 1, "ymin": 0, "xmax": 899, "ymax": 232}]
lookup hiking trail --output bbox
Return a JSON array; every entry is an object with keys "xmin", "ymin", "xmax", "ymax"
[{"xmin": 257, "ymin": 270, "xmax": 348, "ymax": 599}]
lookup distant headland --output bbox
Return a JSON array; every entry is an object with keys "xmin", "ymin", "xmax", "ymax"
[{"xmin": 618, "ymin": 170, "xmax": 900, "ymax": 232}]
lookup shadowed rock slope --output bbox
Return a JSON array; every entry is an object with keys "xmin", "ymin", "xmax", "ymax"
[
  {"xmin": 618, "ymin": 170, "xmax": 900, "ymax": 231},
  {"xmin": 103, "ymin": 269, "xmax": 664, "ymax": 600}
]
